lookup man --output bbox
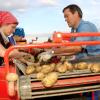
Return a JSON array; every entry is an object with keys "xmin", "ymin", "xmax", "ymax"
[
  {"xmin": 39, "ymin": 4, "xmax": 100, "ymax": 60},
  {"xmin": 53, "ymin": 4, "xmax": 100, "ymax": 59},
  {"xmin": 38, "ymin": 4, "xmax": 100, "ymax": 99},
  {"xmin": 61, "ymin": 5, "xmax": 100, "ymax": 99}
]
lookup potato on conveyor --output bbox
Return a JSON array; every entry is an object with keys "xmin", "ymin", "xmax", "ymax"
[
  {"xmin": 77, "ymin": 62, "xmax": 88, "ymax": 70},
  {"xmin": 36, "ymin": 72, "xmax": 45, "ymax": 80},
  {"xmin": 42, "ymin": 72, "xmax": 58, "ymax": 88},
  {"xmin": 41, "ymin": 65, "xmax": 53, "ymax": 74},
  {"xmin": 88, "ymin": 63, "xmax": 93, "ymax": 70},
  {"xmin": 25, "ymin": 65, "xmax": 35, "ymax": 75},
  {"xmin": 56, "ymin": 63, "xmax": 67, "ymax": 73},
  {"xmin": 35, "ymin": 66, "xmax": 42, "ymax": 73},
  {"xmin": 64, "ymin": 62, "xmax": 73, "ymax": 71},
  {"xmin": 74, "ymin": 64, "xmax": 78, "ymax": 70},
  {"xmin": 90, "ymin": 63, "xmax": 100, "ymax": 73},
  {"xmin": 49, "ymin": 63, "xmax": 55, "ymax": 72}
]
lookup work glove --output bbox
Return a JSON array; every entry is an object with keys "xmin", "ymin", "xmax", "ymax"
[{"xmin": 38, "ymin": 50, "xmax": 54, "ymax": 62}]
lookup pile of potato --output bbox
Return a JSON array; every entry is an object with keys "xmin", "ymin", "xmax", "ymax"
[
  {"xmin": 25, "ymin": 63, "xmax": 58, "ymax": 87},
  {"xmin": 25, "ymin": 61, "xmax": 74, "ymax": 75},
  {"xmin": 24, "ymin": 61, "xmax": 74, "ymax": 87},
  {"xmin": 18, "ymin": 52, "xmax": 100, "ymax": 88},
  {"xmin": 74, "ymin": 62, "xmax": 100, "ymax": 73},
  {"xmin": 24, "ymin": 61, "xmax": 100, "ymax": 88}
]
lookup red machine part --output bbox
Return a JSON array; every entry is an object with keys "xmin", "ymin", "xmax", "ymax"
[
  {"xmin": 53, "ymin": 32, "xmax": 100, "ymax": 43},
  {"xmin": 0, "ymin": 32, "xmax": 100, "ymax": 100}
]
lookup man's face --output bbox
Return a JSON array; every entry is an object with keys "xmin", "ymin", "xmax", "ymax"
[
  {"xmin": 63, "ymin": 8, "xmax": 78, "ymax": 28},
  {"xmin": 2, "ymin": 24, "xmax": 17, "ymax": 36}
]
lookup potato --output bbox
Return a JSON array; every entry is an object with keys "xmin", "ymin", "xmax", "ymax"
[
  {"xmin": 41, "ymin": 65, "xmax": 53, "ymax": 74},
  {"xmin": 88, "ymin": 63, "xmax": 93, "ymax": 70},
  {"xmin": 36, "ymin": 66, "xmax": 42, "ymax": 73},
  {"xmin": 50, "ymin": 63, "xmax": 55, "ymax": 72},
  {"xmin": 42, "ymin": 72, "xmax": 58, "ymax": 87},
  {"xmin": 74, "ymin": 64, "xmax": 78, "ymax": 70},
  {"xmin": 56, "ymin": 63, "xmax": 67, "ymax": 73},
  {"xmin": 64, "ymin": 62, "xmax": 73, "ymax": 71},
  {"xmin": 55, "ymin": 63, "xmax": 62, "ymax": 71},
  {"xmin": 25, "ymin": 65, "xmax": 35, "ymax": 75},
  {"xmin": 90, "ymin": 63, "xmax": 100, "ymax": 73},
  {"xmin": 36, "ymin": 72, "xmax": 45, "ymax": 80},
  {"xmin": 77, "ymin": 62, "xmax": 88, "ymax": 70}
]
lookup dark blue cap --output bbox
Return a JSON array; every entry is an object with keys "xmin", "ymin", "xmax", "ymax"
[{"xmin": 13, "ymin": 27, "xmax": 25, "ymax": 37}]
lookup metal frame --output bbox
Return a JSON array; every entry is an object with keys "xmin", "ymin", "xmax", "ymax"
[{"xmin": 1, "ymin": 32, "xmax": 100, "ymax": 100}]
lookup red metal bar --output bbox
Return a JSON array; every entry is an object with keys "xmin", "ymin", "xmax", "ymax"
[
  {"xmin": 30, "ymin": 75, "xmax": 100, "ymax": 90},
  {"xmin": 4, "ymin": 32, "xmax": 100, "ymax": 74},
  {"xmin": 62, "ymin": 32, "xmax": 100, "ymax": 37},
  {"xmin": 53, "ymin": 32, "xmax": 100, "ymax": 42},
  {"xmin": 2, "ymin": 32, "xmax": 100, "ymax": 100},
  {"xmin": 4, "ymin": 40, "xmax": 100, "ymax": 73},
  {"xmin": 53, "ymin": 32, "xmax": 100, "ymax": 38}
]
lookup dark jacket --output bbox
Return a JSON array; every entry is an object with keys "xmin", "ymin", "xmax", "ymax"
[{"xmin": 0, "ymin": 33, "xmax": 12, "ymax": 66}]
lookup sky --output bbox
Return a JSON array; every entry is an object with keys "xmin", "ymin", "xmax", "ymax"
[{"xmin": 0, "ymin": 0, "xmax": 100, "ymax": 42}]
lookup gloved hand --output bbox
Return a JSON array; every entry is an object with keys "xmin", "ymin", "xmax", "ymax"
[{"xmin": 38, "ymin": 50, "xmax": 54, "ymax": 62}]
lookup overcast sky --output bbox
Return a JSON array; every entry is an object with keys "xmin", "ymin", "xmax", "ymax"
[{"xmin": 0, "ymin": 0, "xmax": 100, "ymax": 41}]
